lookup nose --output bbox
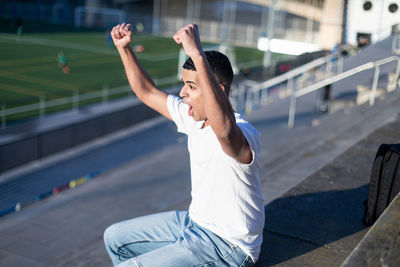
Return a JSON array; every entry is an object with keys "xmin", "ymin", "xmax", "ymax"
[{"xmin": 179, "ymin": 86, "xmax": 187, "ymax": 99}]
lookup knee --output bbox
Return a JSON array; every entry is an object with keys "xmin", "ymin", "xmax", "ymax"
[{"xmin": 103, "ymin": 223, "xmax": 119, "ymax": 250}]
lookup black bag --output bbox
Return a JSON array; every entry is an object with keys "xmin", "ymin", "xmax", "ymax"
[{"xmin": 363, "ymin": 143, "xmax": 400, "ymax": 226}]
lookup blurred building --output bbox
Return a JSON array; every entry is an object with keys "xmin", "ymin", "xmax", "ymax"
[
  {"xmin": 1, "ymin": 0, "xmax": 399, "ymax": 51},
  {"xmin": 149, "ymin": 0, "xmax": 341, "ymax": 51},
  {"xmin": 346, "ymin": 0, "xmax": 400, "ymax": 47}
]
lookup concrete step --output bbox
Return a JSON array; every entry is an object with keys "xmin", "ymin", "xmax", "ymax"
[
  {"xmin": 256, "ymin": 86, "xmax": 400, "ymax": 205},
  {"xmin": 341, "ymin": 193, "xmax": 400, "ymax": 267},
  {"xmin": 255, "ymin": 104, "xmax": 400, "ymax": 267}
]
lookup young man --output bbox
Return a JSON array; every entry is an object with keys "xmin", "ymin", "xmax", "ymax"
[{"xmin": 104, "ymin": 23, "xmax": 265, "ymax": 267}]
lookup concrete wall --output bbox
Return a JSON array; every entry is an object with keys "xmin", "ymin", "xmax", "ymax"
[{"xmin": 0, "ymin": 102, "xmax": 158, "ymax": 173}]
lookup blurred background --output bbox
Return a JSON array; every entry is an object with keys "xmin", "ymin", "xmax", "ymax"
[
  {"xmin": 2, "ymin": 0, "xmax": 398, "ymax": 125},
  {"xmin": 0, "ymin": 1, "xmax": 400, "ymax": 266}
]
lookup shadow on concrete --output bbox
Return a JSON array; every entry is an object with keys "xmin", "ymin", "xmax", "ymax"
[
  {"xmin": 256, "ymin": 185, "xmax": 369, "ymax": 266},
  {"xmin": 334, "ymin": 90, "xmax": 358, "ymax": 101}
]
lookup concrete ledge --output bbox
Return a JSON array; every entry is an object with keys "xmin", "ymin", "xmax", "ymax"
[
  {"xmin": 341, "ymin": 192, "xmax": 400, "ymax": 266},
  {"xmin": 0, "ymin": 96, "xmax": 163, "ymax": 173}
]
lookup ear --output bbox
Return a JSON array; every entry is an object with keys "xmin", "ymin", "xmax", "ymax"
[
  {"xmin": 219, "ymin": 83, "xmax": 230, "ymax": 96},
  {"xmin": 219, "ymin": 83, "xmax": 226, "ymax": 93}
]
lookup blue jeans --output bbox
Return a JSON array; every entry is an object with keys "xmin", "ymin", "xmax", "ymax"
[{"xmin": 103, "ymin": 210, "xmax": 254, "ymax": 267}]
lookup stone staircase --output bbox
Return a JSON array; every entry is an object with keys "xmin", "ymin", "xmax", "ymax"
[{"xmin": 250, "ymin": 35, "xmax": 400, "ymax": 266}]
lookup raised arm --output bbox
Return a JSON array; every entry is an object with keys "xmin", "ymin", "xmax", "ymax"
[
  {"xmin": 111, "ymin": 23, "xmax": 172, "ymax": 120},
  {"xmin": 173, "ymin": 24, "xmax": 252, "ymax": 164}
]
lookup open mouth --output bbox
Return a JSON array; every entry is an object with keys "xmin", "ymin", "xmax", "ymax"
[{"xmin": 188, "ymin": 106, "xmax": 194, "ymax": 117}]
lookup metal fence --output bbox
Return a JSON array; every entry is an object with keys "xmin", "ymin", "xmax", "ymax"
[
  {"xmin": 0, "ymin": 75, "xmax": 178, "ymax": 129},
  {"xmin": 229, "ymin": 53, "xmax": 342, "ymax": 115},
  {"xmin": 229, "ymin": 52, "xmax": 400, "ymax": 129},
  {"xmin": 288, "ymin": 56, "xmax": 400, "ymax": 127},
  {"xmin": 393, "ymin": 35, "xmax": 400, "ymax": 54}
]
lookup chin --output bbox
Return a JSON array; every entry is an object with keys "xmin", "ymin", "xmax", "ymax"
[{"xmin": 193, "ymin": 116, "xmax": 203, "ymax": 122}]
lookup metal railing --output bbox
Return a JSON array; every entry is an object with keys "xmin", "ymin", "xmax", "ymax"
[
  {"xmin": 230, "ymin": 51, "xmax": 399, "ymax": 129},
  {"xmin": 288, "ymin": 56, "xmax": 400, "ymax": 128},
  {"xmin": 230, "ymin": 53, "xmax": 343, "ymax": 114},
  {"xmin": 0, "ymin": 85, "xmax": 126, "ymax": 129},
  {"xmin": 0, "ymin": 75, "xmax": 179, "ymax": 129},
  {"xmin": 393, "ymin": 34, "xmax": 400, "ymax": 55}
]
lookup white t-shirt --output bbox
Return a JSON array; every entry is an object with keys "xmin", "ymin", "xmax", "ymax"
[{"xmin": 167, "ymin": 95, "xmax": 265, "ymax": 262}]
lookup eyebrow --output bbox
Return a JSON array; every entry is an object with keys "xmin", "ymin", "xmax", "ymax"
[{"xmin": 183, "ymin": 80, "xmax": 198, "ymax": 86}]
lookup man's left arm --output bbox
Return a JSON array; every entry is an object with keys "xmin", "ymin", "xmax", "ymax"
[{"xmin": 173, "ymin": 24, "xmax": 252, "ymax": 164}]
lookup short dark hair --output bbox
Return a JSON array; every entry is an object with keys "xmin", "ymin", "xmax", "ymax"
[{"xmin": 183, "ymin": 51, "xmax": 233, "ymax": 95}]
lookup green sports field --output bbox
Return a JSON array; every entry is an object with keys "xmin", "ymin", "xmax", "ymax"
[{"xmin": 0, "ymin": 21, "xmax": 292, "ymax": 124}]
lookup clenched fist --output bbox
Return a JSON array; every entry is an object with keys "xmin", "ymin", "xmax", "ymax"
[
  {"xmin": 173, "ymin": 24, "xmax": 203, "ymax": 59},
  {"xmin": 111, "ymin": 23, "xmax": 132, "ymax": 48}
]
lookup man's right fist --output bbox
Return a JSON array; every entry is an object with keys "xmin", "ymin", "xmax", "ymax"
[{"xmin": 111, "ymin": 23, "xmax": 132, "ymax": 48}]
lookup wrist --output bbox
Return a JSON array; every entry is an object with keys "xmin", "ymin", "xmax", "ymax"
[
  {"xmin": 189, "ymin": 49, "xmax": 205, "ymax": 62},
  {"xmin": 117, "ymin": 45, "xmax": 132, "ymax": 53}
]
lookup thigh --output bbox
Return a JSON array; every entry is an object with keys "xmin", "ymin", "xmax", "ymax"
[
  {"xmin": 127, "ymin": 221, "xmax": 251, "ymax": 267},
  {"xmin": 105, "ymin": 210, "xmax": 189, "ymax": 256}
]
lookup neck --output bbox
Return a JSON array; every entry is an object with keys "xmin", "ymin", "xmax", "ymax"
[{"xmin": 202, "ymin": 119, "xmax": 210, "ymax": 129}]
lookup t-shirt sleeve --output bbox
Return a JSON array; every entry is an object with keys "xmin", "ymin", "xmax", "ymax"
[
  {"xmin": 167, "ymin": 94, "xmax": 195, "ymax": 135},
  {"xmin": 221, "ymin": 121, "xmax": 261, "ymax": 168},
  {"xmin": 237, "ymin": 122, "xmax": 261, "ymax": 166}
]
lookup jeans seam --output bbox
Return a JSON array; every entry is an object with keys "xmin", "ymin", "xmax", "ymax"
[
  {"xmin": 118, "ymin": 238, "xmax": 176, "ymax": 249},
  {"xmin": 117, "ymin": 239, "xmax": 176, "ymax": 262}
]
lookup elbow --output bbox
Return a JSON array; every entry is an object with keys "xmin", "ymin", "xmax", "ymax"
[
  {"xmin": 131, "ymin": 85, "xmax": 155, "ymax": 102},
  {"xmin": 135, "ymin": 91, "xmax": 145, "ymax": 101}
]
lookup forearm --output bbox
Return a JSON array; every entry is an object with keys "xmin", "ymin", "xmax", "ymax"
[
  {"xmin": 192, "ymin": 54, "xmax": 236, "ymax": 138},
  {"xmin": 173, "ymin": 23, "xmax": 251, "ymax": 163},
  {"xmin": 111, "ymin": 23, "xmax": 170, "ymax": 119},
  {"xmin": 117, "ymin": 46, "xmax": 157, "ymax": 100}
]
